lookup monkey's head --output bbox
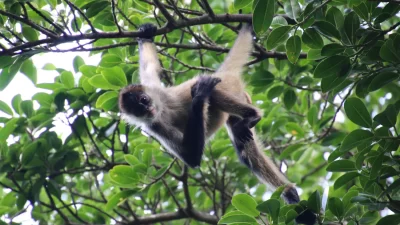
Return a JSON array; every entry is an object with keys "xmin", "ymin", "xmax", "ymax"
[{"xmin": 119, "ymin": 84, "xmax": 156, "ymax": 120}]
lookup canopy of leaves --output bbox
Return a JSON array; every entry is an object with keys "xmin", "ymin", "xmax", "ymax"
[{"xmin": 0, "ymin": 0, "xmax": 399, "ymax": 224}]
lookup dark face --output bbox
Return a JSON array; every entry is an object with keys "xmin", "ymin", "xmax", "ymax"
[{"xmin": 119, "ymin": 84, "xmax": 155, "ymax": 118}]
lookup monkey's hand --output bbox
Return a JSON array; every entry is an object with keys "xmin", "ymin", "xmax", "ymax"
[
  {"xmin": 138, "ymin": 23, "xmax": 158, "ymax": 42},
  {"xmin": 191, "ymin": 76, "xmax": 221, "ymax": 99}
]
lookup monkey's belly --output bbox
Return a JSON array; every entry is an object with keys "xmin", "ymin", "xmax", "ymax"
[{"xmin": 206, "ymin": 106, "xmax": 227, "ymax": 137}]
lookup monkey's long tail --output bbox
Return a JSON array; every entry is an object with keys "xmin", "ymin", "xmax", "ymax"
[
  {"xmin": 237, "ymin": 134, "xmax": 317, "ymax": 225},
  {"xmin": 225, "ymin": 116, "xmax": 317, "ymax": 225}
]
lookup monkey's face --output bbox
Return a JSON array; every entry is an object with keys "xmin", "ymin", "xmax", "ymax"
[{"xmin": 119, "ymin": 84, "xmax": 156, "ymax": 119}]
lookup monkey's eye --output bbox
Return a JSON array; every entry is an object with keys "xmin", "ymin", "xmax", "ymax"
[{"xmin": 139, "ymin": 95, "xmax": 150, "ymax": 105}]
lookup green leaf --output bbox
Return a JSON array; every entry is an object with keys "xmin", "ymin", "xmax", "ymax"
[
  {"xmin": 109, "ymin": 165, "xmax": 140, "ymax": 186},
  {"xmin": 20, "ymin": 59, "xmax": 37, "ymax": 84},
  {"xmin": 132, "ymin": 163, "xmax": 147, "ymax": 174},
  {"xmin": 100, "ymin": 54, "xmax": 122, "ymax": 68},
  {"xmin": 368, "ymin": 72, "xmax": 399, "ymax": 92},
  {"xmin": 20, "ymin": 100, "xmax": 34, "ymax": 118},
  {"xmin": 11, "ymin": 94, "xmax": 22, "ymax": 115},
  {"xmin": 307, "ymin": 49, "xmax": 324, "ymax": 60},
  {"xmin": 96, "ymin": 91, "xmax": 118, "ymax": 111},
  {"xmin": 376, "ymin": 214, "xmax": 400, "ymax": 225},
  {"xmin": 124, "ymin": 155, "xmax": 141, "ymax": 166},
  {"xmin": 380, "ymin": 179, "xmax": 400, "ymax": 198},
  {"xmin": 73, "ymin": 56, "xmax": 85, "ymax": 73},
  {"xmin": 379, "ymin": 39, "xmax": 400, "ymax": 63},
  {"xmin": 285, "ymin": 122, "xmax": 304, "ymax": 137},
  {"xmin": 314, "ymin": 55, "xmax": 351, "ymax": 78},
  {"xmin": 334, "ymin": 172, "xmax": 359, "ymax": 189},
  {"xmin": 0, "ymin": 118, "xmax": 18, "ymax": 141},
  {"xmin": 21, "ymin": 141, "xmax": 38, "ymax": 166},
  {"xmin": 218, "ymin": 213, "xmax": 257, "ymax": 224},
  {"xmin": 0, "ymin": 57, "xmax": 26, "ymax": 91},
  {"xmin": 142, "ymin": 148, "xmax": 153, "ymax": 167},
  {"xmin": 328, "ymin": 197, "xmax": 344, "ymax": 219},
  {"xmin": 60, "ymin": 71, "xmax": 75, "ymax": 89},
  {"xmin": 36, "ymin": 83, "xmax": 65, "ymax": 91},
  {"xmin": 267, "ymin": 86, "xmax": 284, "ymax": 99},
  {"xmin": 299, "ymin": 3, "xmax": 315, "ymax": 29},
  {"xmin": 79, "ymin": 65, "xmax": 97, "ymax": 77},
  {"xmin": 0, "ymin": 100, "xmax": 13, "ymax": 116},
  {"xmin": 343, "ymin": 190, "xmax": 359, "ymax": 209},
  {"xmin": 353, "ymin": 3, "xmax": 369, "ymax": 21},
  {"xmin": 321, "ymin": 75, "xmax": 346, "ymax": 93},
  {"xmin": 279, "ymin": 144, "xmax": 304, "ymax": 160},
  {"xmin": 344, "ymin": 97, "xmax": 372, "ymax": 128},
  {"xmin": 266, "ymin": 26, "xmax": 292, "ymax": 50},
  {"xmin": 370, "ymin": 154, "xmax": 383, "ymax": 179},
  {"xmin": 252, "ymin": 0, "xmax": 275, "ymax": 35},
  {"xmin": 283, "ymin": 89, "xmax": 296, "ymax": 110},
  {"xmin": 344, "ymin": 12, "xmax": 360, "ymax": 44},
  {"xmin": 284, "ymin": 0, "xmax": 301, "ymax": 21},
  {"xmin": 270, "ymin": 186, "xmax": 285, "ymax": 199},
  {"xmin": 326, "ymin": 7, "xmax": 344, "ymax": 29},
  {"xmin": 250, "ymin": 70, "xmax": 274, "ymax": 87},
  {"xmin": 22, "ymin": 25, "xmax": 38, "ymax": 41},
  {"xmin": 286, "ymin": 35, "xmax": 301, "ymax": 64},
  {"xmin": 271, "ymin": 16, "xmax": 288, "ymax": 29},
  {"xmin": 88, "ymin": 75, "xmax": 119, "ymax": 90},
  {"xmin": 42, "ymin": 63, "xmax": 57, "ymax": 70},
  {"xmin": 0, "ymin": 56, "xmax": 16, "ymax": 69},
  {"xmin": 85, "ymin": 1, "xmax": 109, "ymax": 18},
  {"xmin": 340, "ymin": 129, "xmax": 374, "ymax": 152},
  {"xmin": 313, "ymin": 21, "xmax": 341, "ymax": 40},
  {"xmin": 231, "ymin": 194, "xmax": 260, "ymax": 217},
  {"xmin": 256, "ymin": 199, "xmax": 280, "ymax": 223},
  {"xmin": 285, "ymin": 209, "xmax": 298, "ymax": 224},
  {"xmin": 373, "ymin": 104, "xmax": 398, "ymax": 127},
  {"xmin": 326, "ymin": 160, "xmax": 356, "ymax": 172},
  {"xmin": 374, "ymin": 13, "xmax": 392, "ymax": 25},
  {"xmin": 106, "ymin": 190, "xmax": 138, "ymax": 211},
  {"xmin": 307, "ymin": 105, "xmax": 318, "ymax": 127},
  {"xmin": 234, "ymin": 0, "xmax": 252, "ymax": 9},
  {"xmin": 321, "ymin": 43, "xmax": 345, "ymax": 56},
  {"xmin": 302, "ymin": 28, "xmax": 324, "ymax": 49},
  {"xmin": 101, "ymin": 67, "xmax": 127, "ymax": 87},
  {"xmin": 308, "ymin": 190, "xmax": 321, "ymax": 214}
]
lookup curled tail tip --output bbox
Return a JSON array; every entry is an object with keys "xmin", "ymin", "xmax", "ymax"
[{"xmin": 282, "ymin": 184, "xmax": 300, "ymax": 204}]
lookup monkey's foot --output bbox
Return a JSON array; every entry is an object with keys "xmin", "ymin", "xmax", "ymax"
[
  {"xmin": 138, "ymin": 23, "xmax": 158, "ymax": 41},
  {"xmin": 231, "ymin": 121, "xmax": 253, "ymax": 143},
  {"xmin": 247, "ymin": 116, "xmax": 261, "ymax": 128}
]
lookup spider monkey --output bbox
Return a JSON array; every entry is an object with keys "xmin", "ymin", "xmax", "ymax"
[{"xmin": 118, "ymin": 23, "xmax": 316, "ymax": 225}]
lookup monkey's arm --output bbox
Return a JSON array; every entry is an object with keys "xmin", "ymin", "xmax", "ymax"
[
  {"xmin": 138, "ymin": 24, "xmax": 162, "ymax": 87},
  {"xmin": 149, "ymin": 98, "xmax": 206, "ymax": 167}
]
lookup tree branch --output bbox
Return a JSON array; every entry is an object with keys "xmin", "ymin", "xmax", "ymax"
[{"xmin": 128, "ymin": 209, "xmax": 217, "ymax": 225}]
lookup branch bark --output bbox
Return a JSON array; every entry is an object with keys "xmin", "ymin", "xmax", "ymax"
[
  {"xmin": 0, "ymin": 13, "xmax": 252, "ymax": 56},
  {"xmin": 127, "ymin": 209, "xmax": 217, "ymax": 225}
]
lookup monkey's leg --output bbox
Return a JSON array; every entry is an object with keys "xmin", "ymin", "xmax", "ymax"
[
  {"xmin": 210, "ymin": 90, "xmax": 262, "ymax": 141},
  {"xmin": 137, "ymin": 23, "xmax": 162, "ymax": 87}
]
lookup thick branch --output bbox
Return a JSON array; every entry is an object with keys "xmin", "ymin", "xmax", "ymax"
[
  {"xmin": 128, "ymin": 209, "xmax": 217, "ymax": 225},
  {"xmin": 0, "ymin": 13, "xmax": 251, "ymax": 56}
]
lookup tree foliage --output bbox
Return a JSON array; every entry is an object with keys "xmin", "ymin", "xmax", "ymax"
[{"xmin": 0, "ymin": 0, "xmax": 400, "ymax": 224}]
